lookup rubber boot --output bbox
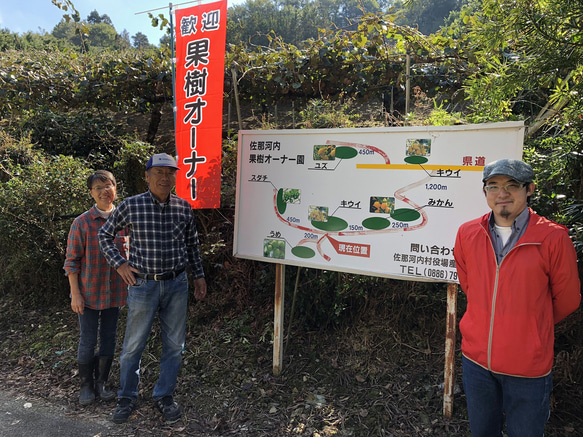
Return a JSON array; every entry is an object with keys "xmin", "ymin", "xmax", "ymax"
[
  {"xmin": 94, "ymin": 356, "xmax": 116, "ymax": 402},
  {"xmin": 78, "ymin": 360, "xmax": 96, "ymax": 405}
]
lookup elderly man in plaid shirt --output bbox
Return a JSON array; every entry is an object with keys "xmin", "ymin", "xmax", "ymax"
[
  {"xmin": 98, "ymin": 153, "xmax": 207, "ymax": 424},
  {"xmin": 64, "ymin": 170, "xmax": 128, "ymax": 406}
]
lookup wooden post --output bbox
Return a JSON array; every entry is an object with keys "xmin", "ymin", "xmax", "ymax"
[
  {"xmin": 273, "ymin": 264, "xmax": 285, "ymax": 376},
  {"xmin": 443, "ymin": 282, "xmax": 458, "ymax": 418}
]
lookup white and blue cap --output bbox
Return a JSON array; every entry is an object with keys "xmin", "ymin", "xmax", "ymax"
[
  {"xmin": 146, "ymin": 153, "xmax": 180, "ymax": 170},
  {"xmin": 482, "ymin": 159, "xmax": 533, "ymax": 184}
]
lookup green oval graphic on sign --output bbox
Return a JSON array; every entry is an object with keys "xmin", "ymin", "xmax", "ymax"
[
  {"xmin": 335, "ymin": 146, "xmax": 358, "ymax": 159},
  {"xmin": 291, "ymin": 246, "xmax": 316, "ymax": 258},
  {"xmin": 391, "ymin": 208, "xmax": 421, "ymax": 222},
  {"xmin": 404, "ymin": 156, "xmax": 428, "ymax": 164},
  {"xmin": 311, "ymin": 216, "xmax": 348, "ymax": 231},
  {"xmin": 276, "ymin": 189, "xmax": 286, "ymax": 214},
  {"xmin": 362, "ymin": 216, "xmax": 391, "ymax": 230}
]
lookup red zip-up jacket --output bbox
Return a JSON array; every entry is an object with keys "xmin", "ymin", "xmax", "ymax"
[{"xmin": 454, "ymin": 208, "xmax": 580, "ymax": 377}]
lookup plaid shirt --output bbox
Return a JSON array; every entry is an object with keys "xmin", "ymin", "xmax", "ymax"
[
  {"xmin": 64, "ymin": 206, "xmax": 128, "ymax": 310},
  {"xmin": 98, "ymin": 191, "xmax": 205, "ymax": 279}
]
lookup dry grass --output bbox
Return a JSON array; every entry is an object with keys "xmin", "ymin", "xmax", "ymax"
[{"xmin": 1, "ymin": 271, "xmax": 580, "ymax": 436}]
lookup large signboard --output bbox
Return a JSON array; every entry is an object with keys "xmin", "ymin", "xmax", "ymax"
[
  {"xmin": 234, "ymin": 122, "xmax": 524, "ymax": 283},
  {"xmin": 174, "ymin": 0, "xmax": 227, "ymax": 208}
]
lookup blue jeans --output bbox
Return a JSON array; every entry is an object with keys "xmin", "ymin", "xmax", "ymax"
[
  {"xmin": 77, "ymin": 307, "xmax": 120, "ymax": 363},
  {"xmin": 462, "ymin": 355, "xmax": 552, "ymax": 437},
  {"xmin": 118, "ymin": 271, "xmax": 188, "ymax": 401}
]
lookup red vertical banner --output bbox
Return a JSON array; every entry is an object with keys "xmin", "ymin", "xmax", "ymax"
[{"xmin": 174, "ymin": 0, "xmax": 227, "ymax": 209}]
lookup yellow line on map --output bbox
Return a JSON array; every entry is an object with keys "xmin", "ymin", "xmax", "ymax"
[{"xmin": 356, "ymin": 164, "xmax": 484, "ymax": 171}]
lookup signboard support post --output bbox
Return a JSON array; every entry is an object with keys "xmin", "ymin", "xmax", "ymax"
[
  {"xmin": 443, "ymin": 282, "xmax": 458, "ymax": 418},
  {"xmin": 273, "ymin": 264, "xmax": 285, "ymax": 376}
]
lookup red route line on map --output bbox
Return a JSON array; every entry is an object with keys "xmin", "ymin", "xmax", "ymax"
[
  {"xmin": 394, "ymin": 174, "xmax": 431, "ymax": 232},
  {"xmin": 316, "ymin": 235, "xmax": 332, "ymax": 261},
  {"xmin": 273, "ymin": 190, "xmax": 322, "ymax": 233},
  {"xmin": 270, "ymin": 149, "xmax": 431, "ymax": 260},
  {"xmin": 325, "ymin": 140, "xmax": 390, "ymax": 164},
  {"xmin": 295, "ymin": 237, "xmax": 332, "ymax": 261}
]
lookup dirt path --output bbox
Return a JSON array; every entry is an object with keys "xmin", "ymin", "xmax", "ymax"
[{"xmin": 0, "ymin": 389, "xmax": 113, "ymax": 437}]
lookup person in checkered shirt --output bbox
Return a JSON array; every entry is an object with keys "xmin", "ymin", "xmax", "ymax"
[
  {"xmin": 98, "ymin": 153, "xmax": 207, "ymax": 425},
  {"xmin": 64, "ymin": 170, "xmax": 128, "ymax": 406}
]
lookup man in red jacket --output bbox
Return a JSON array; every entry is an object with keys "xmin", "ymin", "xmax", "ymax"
[{"xmin": 454, "ymin": 159, "xmax": 580, "ymax": 437}]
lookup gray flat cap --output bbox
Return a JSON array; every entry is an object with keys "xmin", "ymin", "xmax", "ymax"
[{"xmin": 482, "ymin": 159, "xmax": 533, "ymax": 183}]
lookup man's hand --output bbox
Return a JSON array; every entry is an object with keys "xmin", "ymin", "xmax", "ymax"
[
  {"xmin": 70, "ymin": 292, "xmax": 84, "ymax": 315},
  {"xmin": 193, "ymin": 277, "xmax": 207, "ymax": 300},
  {"xmin": 116, "ymin": 262, "xmax": 140, "ymax": 286}
]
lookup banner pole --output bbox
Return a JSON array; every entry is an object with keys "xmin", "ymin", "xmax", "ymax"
[{"xmin": 169, "ymin": 3, "xmax": 177, "ymax": 157}]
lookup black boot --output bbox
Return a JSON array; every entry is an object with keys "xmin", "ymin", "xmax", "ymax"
[
  {"xmin": 94, "ymin": 356, "xmax": 116, "ymax": 402},
  {"xmin": 78, "ymin": 360, "xmax": 96, "ymax": 405}
]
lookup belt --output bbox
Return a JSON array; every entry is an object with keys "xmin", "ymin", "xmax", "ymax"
[{"xmin": 135, "ymin": 267, "xmax": 185, "ymax": 281}]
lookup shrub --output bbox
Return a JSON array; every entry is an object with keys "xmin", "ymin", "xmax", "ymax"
[
  {"xmin": 0, "ymin": 134, "xmax": 91, "ymax": 301},
  {"xmin": 113, "ymin": 139, "xmax": 155, "ymax": 197},
  {"xmin": 299, "ymin": 98, "xmax": 358, "ymax": 128}
]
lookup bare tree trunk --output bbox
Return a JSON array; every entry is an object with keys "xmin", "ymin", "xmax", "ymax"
[{"xmin": 146, "ymin": 104, "xmax": 163, "ymax": 145}]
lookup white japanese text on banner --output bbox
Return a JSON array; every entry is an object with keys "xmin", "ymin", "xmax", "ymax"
[{"xmin": 174, "ymin": 0, "xmax": 227, "ymax": 208}]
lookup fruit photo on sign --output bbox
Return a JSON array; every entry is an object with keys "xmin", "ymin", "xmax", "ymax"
[
  {"xmin": 405, "ymin": 139, "xmax": 431, "ymax": 157},
  {"xmin": 313, "ymin": 145, "xmax": 336, "ymax": 160},
  {"xmin": 282, "ymin": 188, "xmax": 301, "ymax": 204},
  {"xmin": 308, "ymin": 205, "xmax": 329, "ymax": 222},
  {"xmin": 369, "ymin": 196, "xmax": 395, "ymax": 214},
  {"xmin": 263, "ymin": 238, "xmax": 286, "ymax": 259}
]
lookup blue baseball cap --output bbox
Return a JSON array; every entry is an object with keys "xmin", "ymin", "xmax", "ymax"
[{"xmin": 146, "ymin": 153, "xmax": 180, "ymax": 170}]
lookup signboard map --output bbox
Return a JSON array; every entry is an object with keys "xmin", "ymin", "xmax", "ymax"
[{"xmin": 234, "ymin": 122, "xmax": 524, "ymax": 283}]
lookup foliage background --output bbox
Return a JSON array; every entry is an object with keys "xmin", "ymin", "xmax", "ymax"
[{"xmin": 0, "ymin": 0, "xmax": 581, "ymax": 435}]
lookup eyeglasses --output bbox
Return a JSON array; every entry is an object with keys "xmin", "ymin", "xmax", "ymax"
[
  {"xmin": 484, "ymin": 183, "xmax": 526, "ymax": 194},
  {"xmin": 91, "ymin": 185, "xmax": 115, "ymax": 192}
]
